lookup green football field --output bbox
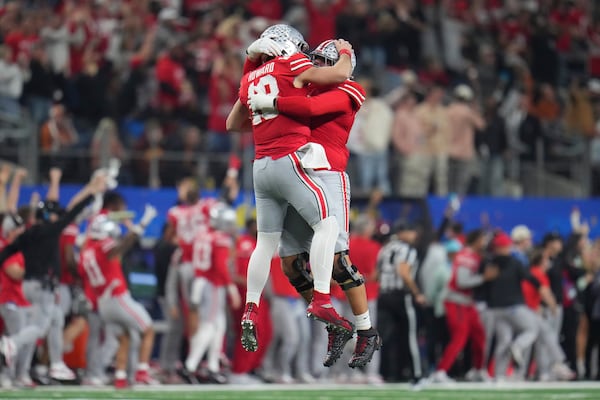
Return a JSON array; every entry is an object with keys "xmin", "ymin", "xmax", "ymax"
[{"xmin": 1, "ymin": 383, "xmax": 600, "ymax": 400}]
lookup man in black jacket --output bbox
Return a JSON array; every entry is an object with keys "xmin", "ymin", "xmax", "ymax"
[
  {"xmin": 483, "ymin": 232, "xmax": 553, "ymax": 381},
  {"xmin": 0, "ymin": 172, "xmax": 106, "ymax": 381}
]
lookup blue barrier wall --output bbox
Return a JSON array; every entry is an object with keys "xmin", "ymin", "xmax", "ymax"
[{"xmin": 17, "ymin": 185, "xmax": 600, "ymax": 241}]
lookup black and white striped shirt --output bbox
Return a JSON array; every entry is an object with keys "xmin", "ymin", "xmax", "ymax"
[{"xmin": 377, "ymin": 239, "xmax": 418, "ymax": 294}]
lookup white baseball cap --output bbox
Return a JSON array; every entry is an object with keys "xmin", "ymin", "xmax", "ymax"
[{"xmin": 510, "ymin": 225, "xmax": 532, "ymax": 242}]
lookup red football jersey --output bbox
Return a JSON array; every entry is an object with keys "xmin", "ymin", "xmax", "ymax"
[
  {"xmin": 59, "ymin": 223, "xmax": 80, "ymax": 285},
  {"xmin": 239, "ymin": 53, "xmax": 313, "ymax": 160},
  {"xmin": 79, "ymin": 238, "xmax": 127, "ymax": 299},
  {"xmin": 0, "ymin": 253, "xmax": 30, "ymax": 306},
  {"xmin": 276, "ymin": 80, "xmax": 366, "ymax": 172},
  {"xmin": 167, "ymin": 198, "xmax": 217, "ymax": 263},
  {"xmin": 348, "ymin": 235, "xmax": 381, "ymax": 300},
  {"xmin": 193, "ymin": 229, "xmax": 233, "ymax": 287}
]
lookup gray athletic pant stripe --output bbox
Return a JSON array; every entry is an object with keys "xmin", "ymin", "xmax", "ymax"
[
  {"xmin": 0, "ymin": 304, "xmax": 40, "ymax": 378},
  {"xmin": 493, "ymin": 305, "xmax": 539, "ymax": 378},
  {"xmin": 22, "ymin": 280, "xmax": 64, "ymax": 365}
]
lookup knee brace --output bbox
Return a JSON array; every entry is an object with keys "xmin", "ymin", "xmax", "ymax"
[
  {"xmin": 332, "ymin": 251, "xmax": 365, "ymax": 291},
  {"xmin": 289, "ymin": 253, "xmax": 314, "ymax": 293}
]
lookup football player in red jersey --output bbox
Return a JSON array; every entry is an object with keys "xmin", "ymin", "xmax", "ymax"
[
  {"xmin": 248, "ymin": 40, "xmax": 381, "ymax": 368},
  {"xmin": 226, "ymin": 24, "xmax": 354, "ymax": 353},
  {"xmin": 180, "ymin": 203, "xmax": 241, "ymax": 384},
  {"xmin": 79, "ymin": 205, "xmax": 157, "ymax": 388}
]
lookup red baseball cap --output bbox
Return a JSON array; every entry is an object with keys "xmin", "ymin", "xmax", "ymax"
[{"xmin": 492, "ymin": 232, "xmax": 513, "ymax": 248}]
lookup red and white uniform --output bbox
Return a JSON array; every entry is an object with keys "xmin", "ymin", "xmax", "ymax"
[
  {"xmin": 167, "ymin": 198, "xmax": 217, "ymax": 264},
  {"xmin": 193, "ymin": 229, "xmax": 233, "ymax": 287},
  {"xmin": 0, "ymin": 253, "xmax": 30, "ymax": 307},
  {"xmin": 276, "ymin": 80, "xmax": 366, "ymax": 172},
  {"xmin": 437, "ymin": 247, "xmax": 486, "ymax": 373},
  {"xmin": 80, "ymin": 238, "xmax": 127, "ymax": 299},
  {"xmin": 79, "ymin": 238, "xmax": 151, "ymax": 332},
  {"xmin": 277, "ymin": 80, "xmax": 366, "ymax": 254},
  {"xmin": 239, "ymin": 53, "xmax": 313, "ymax": 160}
]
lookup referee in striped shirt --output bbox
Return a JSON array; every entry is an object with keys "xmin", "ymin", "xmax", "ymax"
[{"xmin": 377, "ymin": 221, "xmax": 426, "ymax": 387}]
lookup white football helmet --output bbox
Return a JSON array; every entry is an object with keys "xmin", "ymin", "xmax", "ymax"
[
  {"xmin": 209, "ymin": 203, "xmax": 238, "ymax": 235},
  {"xmin": 260, "ymin": 24, "xmax": 309, "ymax": 56},
  {"xmin": 310, "ymin": 39, "xmax": 356, "ymax": 75},
  {"xmin": 88, "ymin": 215, "xmax": 122, "ymax": 240}
]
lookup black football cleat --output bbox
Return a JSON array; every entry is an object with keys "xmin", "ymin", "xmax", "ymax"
[
  {"xmin": 323, "ymin": 324, "xmax": 354, "ymax": 367},
  {"xmin": 348, "ymin": 328, "xmax": 382, "ymax": 368}
]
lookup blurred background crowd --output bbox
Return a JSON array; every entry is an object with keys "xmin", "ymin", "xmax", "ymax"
[{"xmin": 0, "ymin": 0, "xmax": 599, "ymax": 196}]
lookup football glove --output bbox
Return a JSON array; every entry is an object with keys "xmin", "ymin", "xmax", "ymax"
[
  {"xmin": 246, "ymin": 37, "xmax": 284, "ymax": 60},
  {"xmin": 248, "ymin": 92, "xmax": 277, "ymax": 113}
]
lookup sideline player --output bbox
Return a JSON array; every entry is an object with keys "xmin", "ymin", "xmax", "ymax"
[
  {"xmin": 79, "ymin": 205, "xmax": 157, "ymax": 388},
  {"xmin": 226, "ymin": 24, "xmax": 355, "ymax": 352},
  {"xmin": 182, "ymin": 203, "xmax": 241, "ymax": 383},
  {"xmin": 248, "ymin": 40, "xmax": 381, "ymax": 368}
]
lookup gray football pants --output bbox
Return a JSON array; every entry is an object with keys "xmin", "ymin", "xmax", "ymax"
[
  {"xmin": 22, "ymin": 280, "xmax": 64, "ymax": 365},
  {"xmin": 0, "ymin": 304, "xmax": 41, "ymax": 378},
  {"xmin": 493, "ymin": 305, "xmax": 539, "ymax": 378}
]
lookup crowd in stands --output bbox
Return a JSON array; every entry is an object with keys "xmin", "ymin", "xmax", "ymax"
[{"xmin": 0, "ymin": 0, "xmax": 598, "ymax": 194}]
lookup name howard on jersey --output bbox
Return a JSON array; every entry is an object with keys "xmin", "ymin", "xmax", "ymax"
[{"xmin": 248, "ymin": 62, "xmax": 275, "ymax": 82}]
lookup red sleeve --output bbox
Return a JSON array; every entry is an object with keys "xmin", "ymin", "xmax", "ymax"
[
  {"xmin": 243, "ymin": 57, "xmax": 262, "ymax": 75},
  {"xmin": 337, "ymin": 81, "xmax": 366, "ymax": 108},
  {"xmin": 277, "ymin": 90, "xmax": 353, "ymax": 118},
  {"xmin": 288, "ymin": 53, "xmax": 313, "ymax": 74},
  {"xmin": 62, "ymin": 225, "xmax": 79, "ymax": 244}
]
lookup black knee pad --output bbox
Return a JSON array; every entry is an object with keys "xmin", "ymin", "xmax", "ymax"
[
  {"xmin": 332, "ymin": 251, "xmax": 364, "ymax": 291},
  {"xmin": 289, "ymin": 253, "xmax": 313, "ymax": 293}
]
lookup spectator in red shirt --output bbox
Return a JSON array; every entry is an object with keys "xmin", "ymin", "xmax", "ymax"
[
  {"xmin": 305, "ymin": 0, "xmax": 347, "ymax": 47},
  {"xmin": 155, "ymin": 40, "xmax": 188, "ymax": 114},
  {"xmin": 246, "ymin": 0, "xmax": 283, "ymax": 21}
]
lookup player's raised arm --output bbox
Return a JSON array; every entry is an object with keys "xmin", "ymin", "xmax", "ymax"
[
  {"xmin": 293, "ymin": 39, "xmax": 353, "ymax": 88},
  {"xmin": 226, "ymin": 99, "xmax": 252, "ymax": 132}
]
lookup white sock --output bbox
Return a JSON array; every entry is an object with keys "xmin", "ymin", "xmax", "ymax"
[
  {"xmin": 310, "ymin": 216, "xmax": 339, "ymax": 294},
  {"xmin": 137, "ymin": 363, "xmax": 149, "ymax": 372},
  {"xmin": 115, "ymin": 370, "xmax": 127, "ymax": 380},
  {"xmin": 185, "ymin": 323, "xmax": 214, "ymax": 372},
  {"xmin": 355, "ymin": 311, "xmax": 372, "ymax": 331},
  {"xmin": 245, "ymin": 231, "xmax": 281, "ymax": 305}
]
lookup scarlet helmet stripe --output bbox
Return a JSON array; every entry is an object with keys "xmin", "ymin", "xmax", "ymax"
[{"xmin": 289, "ymin": 152, "xmax": 328, "ymax": 220}]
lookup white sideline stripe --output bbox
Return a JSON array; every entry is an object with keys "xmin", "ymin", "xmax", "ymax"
[{"xmin": 30, "ymin": 381, "xmax": 600, "ymax": 392}]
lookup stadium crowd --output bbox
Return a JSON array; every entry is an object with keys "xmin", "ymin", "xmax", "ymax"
[
  {"xmin": 0, "ymin": 0, "xmax": 599, "ymax": 392},
  {"xmin": 0, "ymin": 0, "xmax": 599, "ymax": 194}
]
